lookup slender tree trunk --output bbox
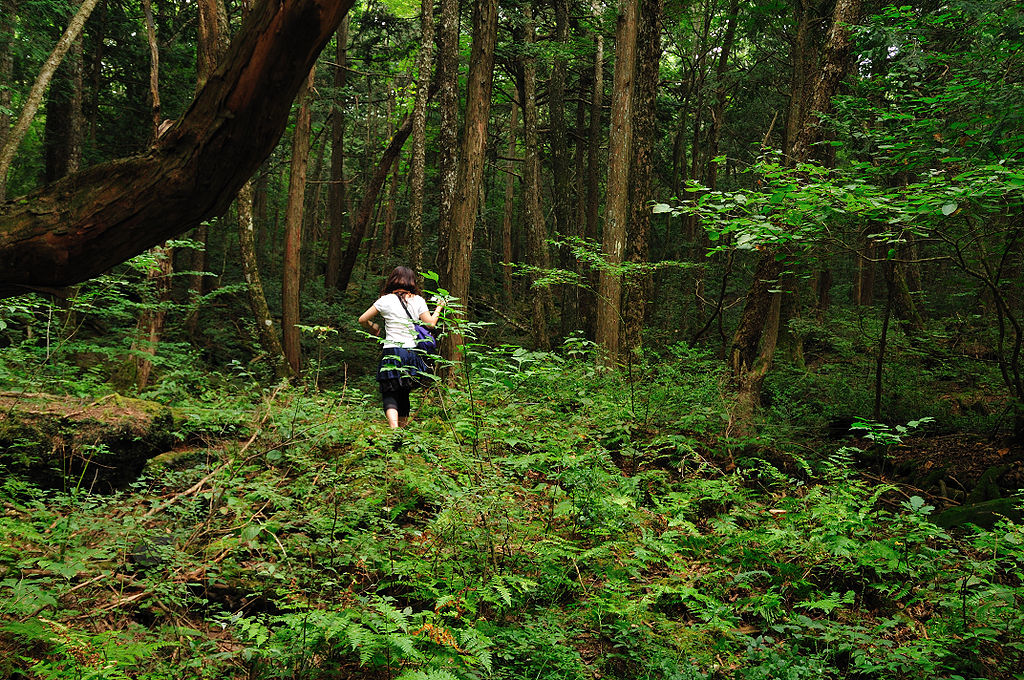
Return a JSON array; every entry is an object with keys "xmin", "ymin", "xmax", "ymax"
[
  {"xmin": 596, "ymin": 0, "xmax": 640, "ymax": 364},
  {"xmin": 854, "ymin": 230, "xmax": 877, "ymax": 305},
  {"xmin": 381, "ymin": 154, "xmax": 400, "ymax": 263},
  {"xmin": 302, "ymin": 131, "xmax": 328, "ymax": 286},
  {"xmin": 703, "ymin": 0, "xmax": 739, "ymax": 191},
  {"xmin": 549, "ymin": 0, "xmax": 571, "ymax": 338},
  {"xmin": 582, "ymin": 3, "xmax": 604, "ymax": 340},
  {"xmin": 336, "ymin": 112, "xmax": 415, "ymax": 291},
  {"xmin": 501, "ymin": 103, "xmax": 519, "ymax": 303},
  {"xmin": 520, "ymin": 2, "xmax": 551, "ymax": 350},
  {"xmin": 566, "ymin": 76, "xmax": 588, "ymax": 336},
  {"xmin": 133, "ymin": 0, "xmax": 170, "ymax": 391},
  {"xmin": 623, "ymin": 0, "xmax": 662, "ymax": 354},
  {"xmin": 282, "ymin": 68, "xmax": 315, "ymax": 375},
  {"xmin": 42, "ymin": 34, "xmax": 83, "ymax": 183},
  {"xmin": 0, "ymin": 0, "xmax": 101, "ymax": 200},
  {"xmin": 407, "ymin": 0, "xmax": 434, "ymax": 273},
  {"xmin": 434, "ymin": 0, "xmax": 460, "ymax": 276},
  {"xmin": 186, "ymin": 0, "xmax": 229, "ymax": 333},
  {"xmin": 238, "ymin": 180, "xmax": 292, "ymax": 378},
  {"xmin": 326, "ymin": 17, "xmax": 349, "ymax": 294},
  {"xmin": 441, "ymin": 0, "xmax": 498, "ymax": 358}
]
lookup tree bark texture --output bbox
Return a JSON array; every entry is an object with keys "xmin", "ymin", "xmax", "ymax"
[
  {"xmin": 703, "ymin": 0, "xmax": 738, "ymax": 191},
  {"xmin": 407, "ymin": 0, "xmax": 435, "ymax": 273},
  {"xmin": 581, "ymin": 4, "xmax": 604, "ymax": 340},
  {"xmin": 325, "ymin": 17, "xmax": 350, "ymax": 294},
  {"xmin": 237, "ymin": 180, "xmax": 292, "ymax": 378},
  {"xmin": 441, "ymin": 0, "xmax": 498, "ymax": 357},
  {"xmin": 336, "ymin": 112, "xmax": 415, "ymax": 292},
  {"xmin": 0, "ymin": 0, "xmax": 355, "ymax": 297},
  {"xmin": 282, "ymin": 68, "xmax": 315, "ymax": 375},
  {"xmin": 42, "ymin": 34, "xmax": 84, "ymax": 183},
  {"xmin": 623, "ymin": 0, "xmax": 662, "ymax": 354},
  {"xmin": 433, "ymin": 0, "xmax": 460, "ymax": 278},
  {"xmin": 596, "ymin": 0, "xmax": 640, "ymax": 364},
  {"xmin": 520, "ymin": 2, "xmax": 551, "ymax": 350},
  {"xmin": 501, "ymin": 103, "xmax": 518, "ymax": 303}
]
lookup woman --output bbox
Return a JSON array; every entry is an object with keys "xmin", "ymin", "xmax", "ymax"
[{"xmin": 358, "ymin": 266, "xmax": 444, "ymax": 428}]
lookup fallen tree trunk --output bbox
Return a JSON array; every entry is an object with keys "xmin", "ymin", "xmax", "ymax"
[{"xmin": 0, "ymin": 0, "xmax": 353, "ymax": 299}]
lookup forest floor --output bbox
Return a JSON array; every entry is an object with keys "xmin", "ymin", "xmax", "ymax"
[{"xmin": 2, "ymin": 346, "xmax": 1023, "ymax": 680}]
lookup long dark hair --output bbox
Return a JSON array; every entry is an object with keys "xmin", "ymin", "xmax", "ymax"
[{"xmin": 380, "ymin": 266, "xmax": 421, "ymax": 298}]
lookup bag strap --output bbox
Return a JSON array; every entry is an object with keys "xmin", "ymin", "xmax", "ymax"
[{"xmin": 394, "ymin": 292, "xmax": 417, "ymax": 322}]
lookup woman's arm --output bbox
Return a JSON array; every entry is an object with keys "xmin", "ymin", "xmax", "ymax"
[
  {"xmin": 419, "ymin": 299, "xmax": 445, "ymax": 327},
  {"xmin": 358, "ymin": 305, "xmax": 382, "ymax": 337}
]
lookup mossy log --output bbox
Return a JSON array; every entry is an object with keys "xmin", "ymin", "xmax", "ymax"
[
  {"xmin": 0, "ymin": 393, "xmax": 177, "ymax": 491},
  {"xmin": 936, "ymin": 496, "xmax": 1023, "ymax": 529}
]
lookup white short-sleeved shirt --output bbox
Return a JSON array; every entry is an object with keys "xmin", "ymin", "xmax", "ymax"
[{"xmin": 373, "ymin": 293, "xmax": 429, "ymax": 349}]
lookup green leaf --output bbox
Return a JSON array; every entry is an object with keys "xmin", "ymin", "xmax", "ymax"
[{"xmin": 941, "ymin": 201, "xmax": 958, "ymax": 215}]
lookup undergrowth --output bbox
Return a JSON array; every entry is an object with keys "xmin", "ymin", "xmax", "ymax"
[{"xmin": 1, "ymin": 341, "xmax": 1022, "ymax": 680}]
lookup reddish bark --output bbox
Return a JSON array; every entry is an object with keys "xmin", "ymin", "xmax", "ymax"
[{"xmin": 0, "ymin": 0, "xmax": 355, "ymax": 298}]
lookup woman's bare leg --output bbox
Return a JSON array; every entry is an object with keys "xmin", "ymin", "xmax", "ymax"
[{"xmin": 385, "ymin": 408, "xmax": 400, "ymax": 429}]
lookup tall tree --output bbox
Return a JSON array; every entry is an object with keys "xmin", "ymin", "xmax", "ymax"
[
  {"xmin": 728, "ymin": 0, "xmax": 863, "ymax": 425},
  {"xmin": 186, "ymin": 0, "xmax": 231, "ymax": 335},
  {"xmin": 132, "ymin": 0, "xmax": 170, "ymax": 391},
  {"xmin": 434, "ymin": 0, "xmax": 460, "ymax": 278},
  {"xmin": 325, "ymin": 17, "xmax": 350, "ymax": 294},
  {"xmin": 520, "ymin": 1, "xmax": 552, "ymax": 350},
  {"xmin": 501, "ymin": 102, "xmax": 519, "ymax": 302},
  {"xmin": 582, "ymin": 2, "xmax": 605, "ymax": 339},
  {"xmin": 441, "ymin": 0, "xmax": 498, "ymax": 356},
  {"xmin": 595, "ymin": 0, "xmax": 640, "ymax": 363},
  {"xmin": 282, "ymin": 68, "xmax": 316, "ymax": 374},
  {"xmin": 622, "ymin": 0, "xmax": 663, "ymax": 353},
  {"xmin": 237, "ymin": 178, "xmax": 292, "ymax": 378},
  {"xmin": 407, "ymin": 0, "xmax": 435, "ymax": 272}
]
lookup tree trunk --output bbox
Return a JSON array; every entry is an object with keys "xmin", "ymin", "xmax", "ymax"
[
  {"xmin": 186, "ymin": 0, "xmax": 229, "ymax": 333},
  {"xmin": 566, "ymin": 75, "xmax": 588, "ymax": 336},
  {"xmin": 237, "ymin": 180, "xmax": 292, "ymax": 378},
  {"xmin": 441, "ymin": 0, "xmax": 498, "ymax": 358},
  {"xmin": 703, "ymin": 0, "xmax": 738, "ymax": 191},
  {"xmin": 0, "ymin": 0, "xmax": 356, "ymax": 297},
  {"xmin": 336, "ymin": 112, "xmax": 415, "ymax": 291},
  {"xmin": 42, "ymin": 31, "xmax": 84, "ymax": 184},
  {"xmin": 623, "ymin": 0, "xmax": 662, "ymax": 354},
  {"xmin": 549, "ymin": 0, "xmax": 571, "ymax": 339},
  {"xmin": 131, "ymin": 247, "xmax": 173, "ymax": 391},
  {"xmin": 0, "ymin": 0, "xmax": 101, "ymax": 201},
  {"xmin": 325, "ymin": 17, "xmax": 350, "ymax": 294},
  {"xmin": 582, "ymin": 2, "xmax": 604, "ymax": 340},
  {"xmin": 130, "ymin": 0, "xmax": 168, "ymax": 392},
  {"xmin": 854, "ymin": 230, "xmax": 877, "ymax": 305},
  {"xmin": 281, "ymin": 68, "xmax": 315, "ymax": 375},
  {"xmin": 520, "ymin": 2, "xmax": 551, "ymax": 350},
  {"xmin": 381, "ymin": 154, "xmax": 400, "ymax": 263},
  {"xmin": 407, "ymin": 0, "xmax": 434, "ymax": 273},
  {"xmin": 501, "ymin": 103, "xmax": 519, "ymax": 304},
  {"xmin": 729, "ymin": 0, "xmax": 862, "ymax": 425},
  {"xmin": 433, "ymin": 0, "xmax": 460, "ymax": 277},
  {"xmin": 595, "ymin": 0, "xmax": 640, "ymax": 364}
]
